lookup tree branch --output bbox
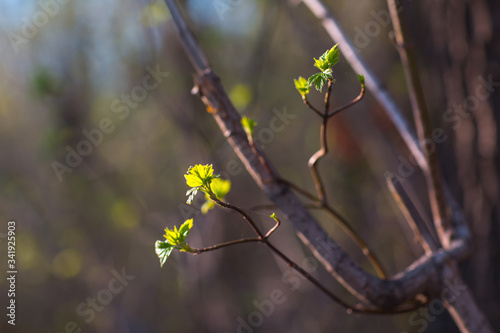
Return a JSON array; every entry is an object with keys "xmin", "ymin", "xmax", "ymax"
[
  {"xmin": 299, "ymin": 0, "xmax": 428, "ymax": 171},
  {"xmin": 386, "ymin": 0, "xmax": 451, "ymax": 248},
  {"xmin": 386, "ymin": 175, "xmax": 437, "ymax": 254},
  {"xmin": 163, "ymin": 0, "xmax": 472, "ymax": 310}
]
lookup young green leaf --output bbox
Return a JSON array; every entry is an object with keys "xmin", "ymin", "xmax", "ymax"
[
  {"xmin": 270, "ymin": 212, "xmax": 279, "ymax": 221},
  {"xmin": 325, "ymin": 44, "xmax": 339, "ymax": 67},
  {"xmin": 323, "ymin": 68, "xmax": 334, "ymax": 81},
  {"xmin": 185, "ymin": 164, "xmax": 218, "ymax": 188},
  {"xmin": 185, "ymin": 164, "xmax": 220, "ymax": 203},
  {"xmin": 164, "ymin": 226, "xmax": 180, "ymax": 245},
  {"xmin": 155, "ymin": 240, "xmax": 175, "ymax": 267},
  {"xmin": 178, "ymin": 218, "xmax": 194, "ymax": 239},
  {"xmin": 294, "ymin": 76, "xmax": 310, "ymax": 97},
  {"xmin": 313, "ymin": 44, "xmax": 340, "ymax": 72},
  {"xmin": 308, "ymin": 73, "xmax": 328, "ymax": 92},
  {"xmin": 156, "ymin": 218, "xmax": 197, "ymax": 266},
  {"xmin": 210, "ymin": 178, "xmax": 231, "ymax": 200},
  {"xmin": 357, "ymin": 74, "xmax": 365, "ymax": 86},
  {"xmin": 241, "ymin": 116, "xmax": 257, "ymax": 136},
  {"xmin": 313, "ymin": 57, "xmax": 330, "ymax": 72}
]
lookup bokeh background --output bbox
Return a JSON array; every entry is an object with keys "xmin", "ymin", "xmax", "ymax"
[{"xmin": 1, "ymin": 0, "xmax": 499, "ymax": 332}]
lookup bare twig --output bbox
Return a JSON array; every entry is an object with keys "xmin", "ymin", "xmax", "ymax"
[
  {"xmin": 213, "ymin": 197, "xmax": 265, "ymax": 238},
  {"xmin": 211, "ymin": 196, "xmax": 367, "ymax": 311},
  {"xmin": 308, "ymin": 79, "xmax": 334, "ymax": 204},
  {"xmin": 264, "ymin": 217, "xmax": 281, "ymax": 238},
  {"xmin": 299, "ymin": 0, "xmax": 428, "ymax": 171},
  {"xmin": 327, "ymin": 82, "xmax": 365, "ymax": 117},
  {"xmin": 386, "ymin": 0, "xmax": 451, "ymax": 248},
  {"xmin": 212, "ymin": 197, "xmax": 413, "ymax": 313},
  {"xmin": 386, "ymin": 175, "xmax": 437, "ymax": 254},
  {"xmin": 303, "ymin": 97, "xmax": 323, "ymax": 117},
  {"xmin": 195, "ymin": 238, "xmax": 262, "ymax": 253},
  {"xmin": 321, "ymin": 204, "xmax": 387, "ymax": 279},
  {"xmin": 163, "ymin": 0, "xmax": 476, "ymax": 314}
]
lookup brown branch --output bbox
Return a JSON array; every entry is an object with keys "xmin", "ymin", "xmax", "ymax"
[
  {"xmin": 386, "ymin": 175, "xmax": 437, "ymax": 254},
  {"xmin": 299, "ymin": 0, "xmax": 428, "ymax": 172},
  {"xmin": 327, "ymin": 82, "xmax": 365, "ymax": 117},
  {"xmin": 307, "ymin": 80, "xmax": 333, "ymax": 203},
  {"xmin": 303, "ymin": 97, "xmax": 323, "ymax": 117},
  {"xmin": 211, "ymin": 197, "xmax": 415, "ymax": 313},
  {"xmin": 213, "ymin": 197, "xmax": 265, "ymax": 239},
  {"xmin": 264, "ymin": 216, "xmax": 280, "ymax": 238},
  {"xmin": 320, "ymin": 204, "xmax": 387, "ymax": 279},
  {"xmin": 210, "ymin": 196, "xmax": 371, "ymax": 311},
  {"xmin": 163, "ymin": 0, "xmax": 473, "ymax": 312},
  {"xmin": 195, "ymin": 238, "xmax": 262, "ymax": 253},
  {"xmin": 386, "ymin": 0, "xmax": 451, "ymax": 248}
]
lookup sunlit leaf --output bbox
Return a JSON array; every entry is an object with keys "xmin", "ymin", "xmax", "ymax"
[
  {"xmin": 308, "ymin": 73, "xmax": 328, "ymax": 92},
  {"xmin": 155, "ymin": 240, "xmax": 175, "ymax": 267},
  {"xmin": 294, "ymin": 76, "xmax": 310, "ymax": 97},
  {"xmin": 325, "ymin": 44, "xmax": 339, "ymax": 67},
  {"xmin": 357, "ymin": 74, "xmax": 365, "ymax": 85},
  {"xmin": 210, "ymin": 178, "xmax": 231, "ymax": 200},
  {"xmin": 185, "ymin": 164, "xmax": 218, "ymax": 188},
  {"xmin": 241, "ymin": 116, "xmax": 257, "ymax": 136},
  {"xmin": 178, "ymin": 219, "xmax": 193, "ymax": 238}
]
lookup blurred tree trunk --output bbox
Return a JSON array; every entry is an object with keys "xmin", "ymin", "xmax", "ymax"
[{"xmin": 426, "ymin": 0, "xmax": 500, "ymax": 330}]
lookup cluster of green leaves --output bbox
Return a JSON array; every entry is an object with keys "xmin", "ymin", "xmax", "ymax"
[
  {"xmin": 155, "ymin": 219, "xmax": 195, "ymax": 267},
  {"xmin": 185, "ymin": 164, "xmax": 220, "ymax": 204},
  {"xmin": 294, "ymin": 44, "xmax": 340, "ymax": 95},
  {"xmin": 155, "ymin": 164, "xmax": 233, "ymax": 266},
  {"xmin": 185, "ymin": 164, "xmax": 231, "ymax": 212}
]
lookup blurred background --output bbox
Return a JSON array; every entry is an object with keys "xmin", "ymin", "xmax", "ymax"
[{"xmin": 0, "ymin": 0, "xmax": 499, "ymax": 332}]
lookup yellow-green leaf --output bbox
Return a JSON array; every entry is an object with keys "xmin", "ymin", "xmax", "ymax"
[
  {"xmin": 241, "ymin": 116, "xmax": 257, "ymax": 136},
  {"xmin": 210, "ymin": 178, "xmax": 231, "ymax": 200},
  {"xmin": 185, "ymin": 164, "xmax": 217, "ymax": 188},
  {"xmin": 294, "ymin": 76, "xmax": 310, "ymax": 97},
  {"xmin": 178, "ymin": 219, "xmax": 193, "ymax": 238}
]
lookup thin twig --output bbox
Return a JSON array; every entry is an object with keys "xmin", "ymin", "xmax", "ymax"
[
  {"xmin": 386, "ymin": 0, "xmax": 450, "ymax": 247},
  {"xmin": 303, "ymin": 97, "xmax": 323, "ymax": 117},
  {"xmin": 321, "ymin": 204, "xmax": 388, "ymax": 279},
  {"xmin": 247, "ymin": 134, "xmax": 277, "ymax": 179},
  {"xmin": 276, "ymin": 178, "xmax": 321, "ymax": 203},
  {"xmin": 264, "ymin": 218, "xmax": 281, "ymax": 238},
  {"xmin": 386, "ymin": 175, "xmax": 436, "ymax": 254},
  {"xmin": 249, "ymin": 178, "xmax": 388, "ymax": 279},
  {"xmin": 212, "ymin": 196, "xmax": 359, "ymax": 310},
  {"xmin": 214, "ymin": 198, "xmax": 405, "ymax": 313},
  {"xmin": 299, "ymin": 0, "xmax": 427, "ymax": 171},
  {"xmin": 307, "ymin": 80, "xmax": 334, "ymax": 203},
  {"xmin": 327, "ymin": 82, "xmax": 365, "ymax": 117},
  {"xmin": 195, "ymin": 238, "xmax": 262, "ymax": 253},
  {"xmin": 213, "ymin": 197, "xmax": 265, "ymax": 238},
  {"xmin": 163, "ymin": 0, "xmax": 474, "ymax": 312}
]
